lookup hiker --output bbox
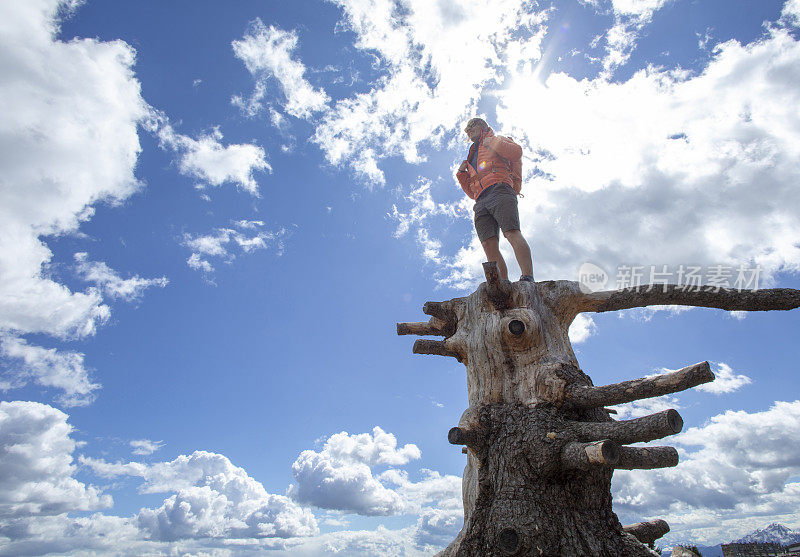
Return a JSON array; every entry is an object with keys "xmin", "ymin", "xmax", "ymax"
[{"xmin": 456, "ymin": 117, "xmax": 534, "ymax": 282}]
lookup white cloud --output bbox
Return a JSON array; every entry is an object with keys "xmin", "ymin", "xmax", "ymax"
[
  {"xmin": 130, "ymin": 439, "xmax": 165, "ymax": 456},
  {"xmin": 413, "ymin": 506, "xmax": 464, "ymax": 549},
  {"xmin": 232, "ymin": 19, "xmax": 330, "ymax": 119},
  {"xmin": 1, "ymin": 422, "xmax": 460, "ymax": 555},
  {"xmin": 233, "ymin": 219, "xmax": 266, "ymax": 230},
  {"xmin": 289, "ymin": 427, "xmax": 419, "ymax": 515},
  {"xmin": 0, "ymin": 0, "xmax": 147, "ymax": 339},
  {"xmin": 379, "ymin": 468, "xmax": 461, "ymax": 516},
  {"xmin": 613, "ymin": 400, "xmax": 800, "ymax": 545},
  {"xmin": 319, "ymin": 427, "xmax": 422, "ymax": 467},
  {"xmin": 568, "ymin": 313, "xmax": 597, "ymax": 343},
  {"xmin": 599, "ymin": 0, "xmax": 671, "ymax": 76},
  {"xmin": 151, "ymin": 119, "xmax": 270, "ymax": 196},
  {"xmin": 82, "ymin": 450, "xmax": 319, "ymax": 541},
  {"xmin": 389, "ymin": 180, "xmax": 464, "ymax": 238},
  {"xmin": 0, "ymin": 401, "xmax": 111, "ymax": 518},
  {"xmin": 609, "ymin": 362, "xmax": 749, "ymax": 418},
  {"xmin": 183, "ymin": 222, "xmax": 289, "ymax": 274},
  {"xmin": 289, "ymin": 451, "xmax": 410, "ymax": 516},
  {"xmin": 696, "ymin": 362, "xmax": 752, "ymax": 394},
  {"xmin": 0, "ymin": 513, "xmax": 144, "ymax": 557},
  {"xmin": 288, "ymin": 426, "xmax": 461, "ymax": 531},
  {"xmin": 610, "ymin": 394, "xmax": 681, "ymax": 419},
  {"xmin": 0, "ymin": 335, "xmax": 99, "ymax": 407},
  {"xmin": 74, "ymin": 252, "xmax": 168, "ymax": 303},
  {"xmin": 783, "ymin": 0, "xmax": 800, "ymax": 26},
  {"xmin": 309, "ymin": 0, "xmax": 548, "ymax": 184},
  {"xmin": 422, "ymin": 25, "xmax": 800, "ymax": 288},
  {"xmin": 285, "ymin": 525, "xmax": 428, "ymax": 556}
]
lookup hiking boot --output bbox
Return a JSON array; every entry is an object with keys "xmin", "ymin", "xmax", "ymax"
[{"xmin": 520, "ymin": 274, "xmax": 535, "ymax": 282}]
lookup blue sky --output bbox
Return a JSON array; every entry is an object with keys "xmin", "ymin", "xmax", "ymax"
[{"xmin": 1, "ymin": 0, "xmax": 800, "ymax": 554}]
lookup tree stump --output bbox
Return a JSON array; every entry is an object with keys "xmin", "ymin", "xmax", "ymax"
[{"xmin": 398, "ymin": 263, "xmax": 800, "ymax": 556}]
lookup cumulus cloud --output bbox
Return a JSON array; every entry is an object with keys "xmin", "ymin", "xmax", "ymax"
[
  {"xmin": 0, "ymin": 0, "xmax": 147, "ymax": 339},
  {"xmin": 416, "ymin": 24, "xmax": 800, "ymax": 289},
  {"xmin": 150, "ymin": 119, "xmax": 271, "ymax": 196},
  {"xmin": 183, "ymin": 221, "xmax": 289, "ymax": 274},
  {"xmin": 1, "ymin": 420, "xmax": 460, "ymax": 554},
  {"xmin": 82, "ymin": 450, "xmax": 318, "ymax": 541},
  {"xmin": 288, "ymin": 426, "xmax": 461, "ymax": 532},
  {"xmin": 319, "ymin": 427, "xmax": 422, "ymax": 466},
  {"xmin": 232, "ymin": 19, "xmax": 330, "ymax": 119},
  {"xmin": 0, "ymin": 401, "xmax": 110, "ymax": 518},
  {"xmin": 0, "ymin": 335, "xmax": 99, "ymax": 407},
  {"xmin": 613, "ymin": 400, "xmax": 800, "ymax": 545},
  {"xmin": 289, "ymin": 427, "xmax": 420, "ymax": 515},
  {"xmin": 380, "ymin": 468, "xmax": 462, "ymax": 516},
  {"xmin": 285, "ymin": 428, "xmax": 461, "ymax": 554},
  {"xmin": 74, "ymin": 252, "xmax": 168, "ymax": 303},
  {"xmin": 413, "ymin": 506, "xmax": 464, "ymax": 549}
]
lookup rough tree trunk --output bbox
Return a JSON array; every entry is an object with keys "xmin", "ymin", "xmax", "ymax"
[{"xmin": 398, "ymin": 265, "xmax": 800, "ymax": 556}]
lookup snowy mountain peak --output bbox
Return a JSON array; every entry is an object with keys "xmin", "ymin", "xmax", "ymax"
[{"xmin": 734, "ymin": 523, "xmax": 800, "ymax": 545}]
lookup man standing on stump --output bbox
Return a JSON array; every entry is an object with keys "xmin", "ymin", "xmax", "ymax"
[{"xmin": 456, "ymin": 117, "xmax": 534, "ymax": 282}]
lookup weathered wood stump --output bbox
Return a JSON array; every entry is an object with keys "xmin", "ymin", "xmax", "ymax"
[{"xmin": 398, "ymin": 263, "xmax": 800, "ymax": 556}]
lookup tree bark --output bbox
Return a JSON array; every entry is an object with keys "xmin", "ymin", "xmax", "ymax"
[
  {"xmin": 565, "ymin": 362, "xmax": 714, "ymax": 408},
  {"xmin": 561, "ymin": 440, "xmax": 619, "ymax": 470},
  {"xmin": 483, "ymin": 261, "xmax": 513, "ymax": 310},
  {"xmin": 397, "ymin": 269, "xmax": 800, "ymax": 557},
  {"xmin": 397, "ymin": 317, "xmax": 445, "ymax": 336},
  {"xmin": 616, "ymin": 446, "xmax": 679, "ymax": 470},
  {"xmin": 413, "ymin": 339, "xmax": 462, "ymax": 362},
  {"xmin": 574, "ymin": 409, "xmax": 684, "ymax": 445},
  {"xmin": 447, "ymin": 404, "xmax": 656, "ymax": 556},
  {"xmin": 623, "ymin": 520, "xmax": 670, "ymax": 546}
]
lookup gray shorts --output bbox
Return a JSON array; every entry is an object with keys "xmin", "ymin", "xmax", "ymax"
[{"xmin": 473, "ymin": 183, "xmax": 520, "ymax": 242}]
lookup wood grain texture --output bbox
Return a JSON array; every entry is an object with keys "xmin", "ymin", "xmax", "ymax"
[{"xmin": 397, "ymin": 266, "xmax": 800, "ymax": 556}]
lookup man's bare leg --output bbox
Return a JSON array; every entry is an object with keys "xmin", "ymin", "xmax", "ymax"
[
  {"xmin": 481, "ymin": 236, "xmax": 508, "ymax": 280},
  {"xmin": 503, "ymin": 229, "xmax": 533, "ymax": 278}
]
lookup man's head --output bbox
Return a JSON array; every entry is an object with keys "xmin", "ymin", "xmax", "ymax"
[{"xmin": 465, "ymin": 117, "xmax": 489, "ymax": 142}]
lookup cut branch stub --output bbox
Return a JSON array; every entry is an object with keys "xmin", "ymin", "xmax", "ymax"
[
  {"xmin": 421, "ymin": 301, "xmax": 457, "ymax": 337},
  {"xmin": 575, "ymin": 409, "xmax": 683, "ymax": 445},
  {"xmin": 413, "ymin": 339, "xmax": 462, "ymax": 362},
  {"xmin": 396, "ymin": 316, "xmax": 446, "ymax": 337},
  {"xmin": 623, "ymin": 519, "xmax": 670, "ymax": 545},
  {"xmin": 423, "ymin": 301, "xmax": 452, "ymax": 321},
  {"xmin": 617, "ymin": 446, "xmax": 679, "ymax": 470},
  {"xmin": 448, "ymin": 426, "xmax": 480, "ymax": 447},
  {"xmin": 566, "ymin": 361, "xmax": 714, "ymax": 408},
  {"xmin": 483, "ymin": 261, "xmax": 513, "ymax": 310},
  {"xmin": 561, "ymin": 439, "xmax": 619, "ymax": 471}
]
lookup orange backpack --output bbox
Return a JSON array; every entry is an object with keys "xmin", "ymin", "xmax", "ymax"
[{"xmin": 498, "ymin": 136, "xmax": 523, "ymax": 195}]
